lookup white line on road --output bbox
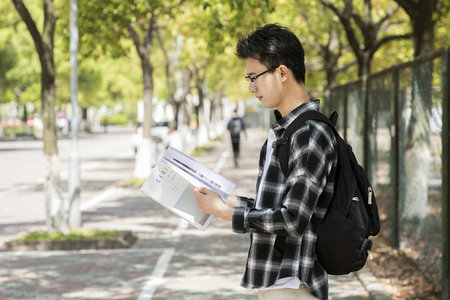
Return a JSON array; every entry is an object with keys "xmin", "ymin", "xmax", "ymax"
[
  {"xmin": 214, "ymin": 150, "xmax": 229, "ymax": 173},
  {"xmin": 138, "ymin": 248, "xmax": 175, "ymax": 300},
  {"xmin": 171, "ymin": 219, "xmax": 189, "ymax": 238},
  {"xmin": 137, "ymin": 148, "xmax": 229, "ymax": 299},
  {"xmin": 80, "ymin": 187, "xmax": 122, "ymax": 211}
]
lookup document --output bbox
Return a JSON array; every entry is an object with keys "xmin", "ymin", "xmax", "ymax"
[{"xmin": 140, "ymin": 146, "xmax": 235, "ymax": 231}]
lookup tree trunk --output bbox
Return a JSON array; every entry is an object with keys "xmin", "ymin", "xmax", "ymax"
[
  {"xmin": 172, "ymin": 101, "xmax": 182, "ymax": 130},
  {"xmin": 395, "ymin": 0, "xmax": 436, "ymax": 220},
  {"xmin": 402, "ymin": 62, "xmax": 433, "ymax": 220},
  {"xmin": 41, "ymin": 32, "xmax": 68, "ymax": 233},
  {"xmin": 127, "ymin": 19, "xmax": 156, "ymax": 179},
  {"xmin": 11, "ymin": 0, "xmax": 68, "ymax": 233},
  {"xmin": 133, "ymin": 45, "xmax": 154, "ymax": 179},
  {"xmin": 80, "ymin": 107, "xmax": 90, "ymax": 132},
  {"xmin": 410, "ymin": 0, "xmax": 435, "ymax": 57}
]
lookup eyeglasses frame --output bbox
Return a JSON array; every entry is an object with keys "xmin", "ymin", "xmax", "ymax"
[{"xmin": 245, "ymin": 65, "xmax": 280, "ymax": 87}]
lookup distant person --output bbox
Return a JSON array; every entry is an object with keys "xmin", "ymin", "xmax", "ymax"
[
  {"xmin": 227, "ymin": 109, "xmax": 247, "ymax": 167},
  {"xmin": 195, "ymin": 24, "xmax": 338, "ymax": 300},
  {"xmin": 102, "ymin": 119, "xmax": 109, "ymax": 133}
]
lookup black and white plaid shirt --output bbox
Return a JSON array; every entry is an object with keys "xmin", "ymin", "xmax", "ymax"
[{"xmin": 232, "ymin": 100, "xmax": 337, "ymax": 300}]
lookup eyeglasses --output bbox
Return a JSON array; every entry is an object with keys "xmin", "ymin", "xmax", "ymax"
[{"xmin": 245, "ymin": 65, "xmax": 280, "ymax": 88}]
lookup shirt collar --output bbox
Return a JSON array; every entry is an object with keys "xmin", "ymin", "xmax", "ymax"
[{"xmin": 272, "ymin": 99, "xmax": 320, "ymax": 135}]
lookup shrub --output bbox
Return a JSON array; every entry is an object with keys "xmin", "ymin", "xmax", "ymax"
[{"xmin": 100, "ymin": 114, "xmax": 128, "ymax": 125}]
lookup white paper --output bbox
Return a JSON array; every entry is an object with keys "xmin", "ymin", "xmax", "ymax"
[{"xmin": 141, "ymin": 147, "xmax": 235, "ymax": 231}]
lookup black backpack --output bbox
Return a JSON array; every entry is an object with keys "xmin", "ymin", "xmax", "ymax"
[
  {"xmin": 276, "ymin": 110, "xmax": 380, "ymax": 275},
  {"xmin": 229, "ymin": 118, "xmax": 242, "ymax": 135}
]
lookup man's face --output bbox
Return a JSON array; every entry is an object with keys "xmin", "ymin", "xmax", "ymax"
[{"xmin": 245, "ymin": 58, "xmax": 282, "ymax": 109}]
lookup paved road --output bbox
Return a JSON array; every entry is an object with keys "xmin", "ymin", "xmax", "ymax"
[
  {"xmin": 0, "ymin": 126, "xmax": 135, "ymax": 242},
  {"xmin": 0, "ymin": 127, "xmax": 390, "ymax": 299}
]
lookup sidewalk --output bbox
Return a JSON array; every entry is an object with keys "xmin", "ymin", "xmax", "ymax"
[{"xmin": 0, "ymin": 128, "xmax": 392, "ymax": 299}]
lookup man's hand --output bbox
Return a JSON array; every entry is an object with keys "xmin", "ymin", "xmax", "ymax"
[{"xmin": 194, "ymin": 187, "xmax": 233, "ymax": 221}]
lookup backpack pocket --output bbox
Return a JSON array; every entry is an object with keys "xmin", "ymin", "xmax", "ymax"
[
  {"xmin": 315, "ymin": 210, "xmax": 369, "ymax": 275},
  {"xmin": 347, "ymin": 189, "xmax": 369, "ymax": 232}
]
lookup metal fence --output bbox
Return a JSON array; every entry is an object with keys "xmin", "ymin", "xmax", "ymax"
[{"xmin": 326, "ymin": 47, "xmax": 450, "ymax": 300}]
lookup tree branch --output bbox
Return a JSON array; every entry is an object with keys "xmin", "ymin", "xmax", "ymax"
[
  {"xmin": 371, "ymin": 33, "xmax": 412, "ymax": 55},
  {"xmin": 11, "ymin": 0, "xmax": 44, "ymax": 60},
  {"xmin": 378, "ymin": 5, "xmax": 400, "ymax": 28},
  {"xmin": 394, "ymin": 0, "xmax": 416, "ymax": 18},
  {"xmin": 156, "ymin": 31, "xmax": 175, "ymax": 101},
  {"xmin": 127, "ymin": 27, "xmax": 142, "ymax": 56},
  {"xmin": 319, "ymin": 0, "xmax": 362, "ymax": 62},
  {"xmin": 143, "ymin": 8, "xmax": 156, "ymax": 50},
  {"xmin": 335, "ymin": 60, "xmax": 357, "ymax": 73},
  {"xmin": 318, "ymin": 0, "xmax": 344, "ymax": 19}
]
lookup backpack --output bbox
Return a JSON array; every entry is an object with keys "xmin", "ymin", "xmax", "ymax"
[
  {"xmin": 276, "ymin": 110, "xmax": 380, "ymax": 275},
  {"xmin": 229, "ymin": 118, "xmax": 242, "ymax": 136}
]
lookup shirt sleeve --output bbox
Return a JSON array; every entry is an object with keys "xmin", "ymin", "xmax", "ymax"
[
  {"xmin": 232, "ymin": 196, "xmax": 254, "ymax": 233},
  {"xmin": 240, "ymin": 118, "xmax": 247, "ymax": 132},
  {"xmin": 232, "ymin": 121, "xmax": 337, "ymax": 237}
]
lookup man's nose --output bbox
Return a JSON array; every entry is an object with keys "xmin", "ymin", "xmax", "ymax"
[{"xmin": 248, "ymin": 83, "xmax": 257, "ymax": 93}]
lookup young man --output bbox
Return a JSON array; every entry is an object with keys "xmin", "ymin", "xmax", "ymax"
[
  {"xmin": 227, "ymin": 108, "xmax": 247, "ymax": 167},
  {"xmin": 194, "ymin": 24, "xmax": 337, "ymax": 300}
]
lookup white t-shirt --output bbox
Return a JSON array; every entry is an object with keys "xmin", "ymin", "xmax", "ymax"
[{"xmin": 255, "ymin": 129, "xmax": 301, "ymax": 290}]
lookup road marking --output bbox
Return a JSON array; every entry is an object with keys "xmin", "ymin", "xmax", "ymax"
[
  {"xmin": 214, "ymin": 150, "xmax": 229, "ymax": 173},
  {"xmin": 137, "ymin": 248, "xmax": 175, "ymax": 300},
  {"xmin": 80, "ymin": 187, "xmax": 122, "ymax": 211},
  {"xmin": 137, "ymin": 148, "xmax": 229, "ymax": 299},
  {"xmin": 171, "ymin": 219, "xmax": 189, "ymax": 238}
]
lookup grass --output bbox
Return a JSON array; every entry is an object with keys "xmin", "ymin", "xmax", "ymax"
[
  {"xmin": 190, "ymin": 133, "xmax": 224, "ymax": 156},
  {"xmin": 19, "ymin": 229, "xmax": 124, "ymax": 242},
  {"xmin": 190, "ymin": 144, "xmax": 213, "ymax": 156},
  {"xmin": 3, "ymin": 127, "xmax": 32, "ymax": 137},
  {"xmin": 121, "ymin": 178, "xmax": 146, "ymax": 188}
]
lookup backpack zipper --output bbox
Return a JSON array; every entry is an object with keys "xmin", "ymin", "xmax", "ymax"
[{"xmin": 368, "ymin": 187, "xmax": 373, "ymax": 205}]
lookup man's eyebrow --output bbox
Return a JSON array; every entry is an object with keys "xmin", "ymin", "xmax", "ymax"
[{"xmin": 246, "ymin": 72, "xmax": 256, "ymax": 76}]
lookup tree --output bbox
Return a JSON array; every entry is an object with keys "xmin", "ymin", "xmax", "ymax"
[
  {"xmin": 79, "ymin": 0, "xmax": 188, "ymax": 178},
  {"xmin": 279, "ymin": 1, "xmax": 356, "ymax": 98},
  {"xmin": 319, "ymin": 0, "xmax": 411, "ymax": 77},
  {"xmin": 394, "ymin": 0, "xmax": 447, "ymax": 220},
  {"xmin": 156, "ymin": 32, "xmax": 192, "ymax": 131},
  {"xmin": 0, "ymin": 1, "xmax": 42, "ymax": 137},
  {"xmin": 0, "ymin": 41, "xmax": 17, "ymax": 138},
  {"xmin": 188, "ymin": 0, "xmax": 276, "ymax": 124},
  {"xmin": 318, "ymin": 0, "xmax": 412, "ymax": 186},
  {"xmin": 395, "ymin": 0, "xmax": 444, "ymax": 56},
  {"xmin": 11, "ymin": 0, "xmax": 69, "ymax": 233}
]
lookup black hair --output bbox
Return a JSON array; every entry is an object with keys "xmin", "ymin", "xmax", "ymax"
[{"xmin": 236, "ymin": 24, "xmax": 306, "ymax": 84}]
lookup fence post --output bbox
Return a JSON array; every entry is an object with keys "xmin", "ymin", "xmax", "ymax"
[
  {"xmin": 392, "ymin": 67, "xmax": 400, "ymax": 249},
  {"xmin": 441, "ymin": 46, "xmax": 450, "ymax": 300},
  {"xmin": 343, "ymin": 85, "xmax": 348, "ymax": 140},
  {"xmin": 362, "ymin": 74, "xmax": 370, "ymax": 175}
]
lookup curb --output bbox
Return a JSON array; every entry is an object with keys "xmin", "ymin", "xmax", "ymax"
[
  {"xmin": 356, "ymin": 267, "xmax": 392, "ymax": 300},
  {"xmin": 0, "ymin": 231, "xmax": 137, "ymax": 252}
]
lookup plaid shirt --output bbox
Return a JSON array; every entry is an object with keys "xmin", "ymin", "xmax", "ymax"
[{"xmin": 232, "ymin": 100, "xmax": 337, "ymax": 300}]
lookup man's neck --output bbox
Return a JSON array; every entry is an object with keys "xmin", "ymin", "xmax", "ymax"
[{"xmin": 277, "ymin": 81, "xmax": 310, "ymax": 117}]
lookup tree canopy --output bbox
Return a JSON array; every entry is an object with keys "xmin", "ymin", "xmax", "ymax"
[{"xmin": 1, "ymin": 0, "xmax": 449, "ymax": 120}]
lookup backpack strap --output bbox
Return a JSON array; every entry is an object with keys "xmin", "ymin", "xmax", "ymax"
[{"xmin": 276, "ymin": 110, "xmax": 338, "ymax": 177}]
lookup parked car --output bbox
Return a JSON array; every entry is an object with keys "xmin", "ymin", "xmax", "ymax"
[
  {"xmin": 151, "ymin": 120, "xmax": 171, "ymax": 146},
  {"xmin": 131, "ymin": 120, "xmax": 172, "ymax": 155}
]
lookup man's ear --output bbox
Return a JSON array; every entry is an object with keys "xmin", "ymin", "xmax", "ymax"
[{"xmin": 279, "ymin": 65, "xmax": 289, "ymax": 82}]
